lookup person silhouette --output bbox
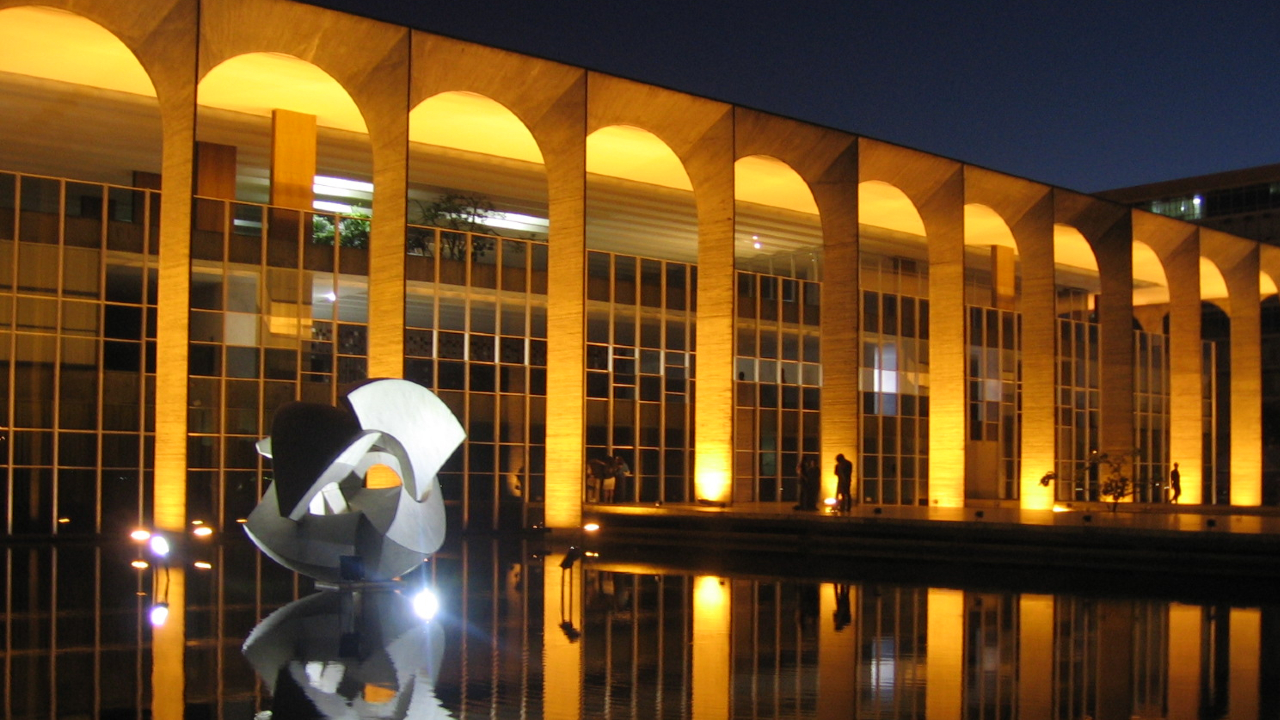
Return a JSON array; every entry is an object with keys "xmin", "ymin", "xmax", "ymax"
[
  {"xmin": 834, "ymin": 453, "xmax": 853, "ymax": 513},
  {"xmin": 1169, "ymin": 462, "xmax": 1181, "ymax": 504}
]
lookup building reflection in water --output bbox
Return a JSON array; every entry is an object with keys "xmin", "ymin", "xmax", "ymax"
[{"xmin": 1, "ymin": 539, "xmax": 1277, "ymax": 719}]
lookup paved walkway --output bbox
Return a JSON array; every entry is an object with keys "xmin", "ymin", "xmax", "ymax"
[{"xmin": 589, "ymin": 499, "xmax": 1280, "ymax": 538}]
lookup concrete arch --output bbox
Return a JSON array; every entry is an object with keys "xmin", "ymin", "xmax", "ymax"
[
  {"xmin": 199, "ymin": 52, "xmax": 367, "ymax": 134},
  {"xmin": 733, "ymin": 109, "xmax": 860, "ymax": 505},
  {"xmin": 410, "ymin": 91, "xmax": 544, "ymax": 165},
  {"xmin": 734, "ymin": 154, "xmax": 821, "ymax": 268},
  {"xmin": 1052, "ymin": 224, "xmax": 1100, "ymax": 278},
  {"xmin": 1200, "ymin": 257, "xmax": 1230, "ymax": 310},
  {"xmin": 0, "ymin": 6, "xmax": 155, "ymax": 96},
  {"xmin": 587, "ymin": 124, "xmax": 693, "ymax": 191},
  {"xmin": 1261, "ymin": 271, "xmax": 1278, "ymax": 299},
  {"xmin": 0, "ymin": 5, "xmax": 163, "ymax": 182},
  {"xmin": 734, "ymin": 155, "xmax": 818, "ymax": 215},
  {"xmin": 859, "ymin": 181, "xmax": 926, "ymax": 237},
  {"xmin": 1131, "ymin": 240, "xmax": 1169, "ymax": 308},
  {"xmin": 964, "ymin": 203, "xmax": 1017, "ymax": 251}
]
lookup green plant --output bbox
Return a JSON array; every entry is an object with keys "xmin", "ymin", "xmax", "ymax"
[
  {"xmin": 312, "ymin": 206, "xmax": 370, "ymax": 249},
  {"xmin": 1041, "ymin": 449, "xmax": 1142, "ymax": 512},
  {"xmin": 412, "ymin": 193, "xmax": 498, "ymax": 261}
]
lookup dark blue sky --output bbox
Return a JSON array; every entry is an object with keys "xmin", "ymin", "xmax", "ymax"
[{"xmin": 311, "ymin": 0, "xmax": 1279, "ymax": 193}]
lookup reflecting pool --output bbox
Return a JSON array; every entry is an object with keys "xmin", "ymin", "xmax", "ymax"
[{"xmin": 2, "ymin": 537, "xmax": 1277, "ymax": 719}]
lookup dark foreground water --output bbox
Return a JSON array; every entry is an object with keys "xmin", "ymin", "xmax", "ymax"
[{"xmin": 2, "ymin": 536, "xmax": 1277, "ymax": 719}]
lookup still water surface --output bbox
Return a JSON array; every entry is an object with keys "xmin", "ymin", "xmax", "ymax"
[{"xmin": 2, "ymin": 537, "xmax": 1276, "ymax": 719}]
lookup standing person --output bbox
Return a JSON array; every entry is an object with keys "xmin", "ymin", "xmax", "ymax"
[
  {"xmin": 834, "ymin": 453, "xmax": 853, "ymax": 513},
  {"xmin": 793, "ymin": 456, "xmax": 819, "ymax": 511},
  {"xmin": 1169, "ymin": 462, "xmax": 1181, "ymax": 504},
  {"xmin": 613, "ymin": 454, "xmax": 632, "ymax": 503}
]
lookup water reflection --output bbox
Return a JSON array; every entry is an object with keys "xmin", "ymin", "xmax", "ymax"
[
  {"xmin": 1, "ymin": 539, "xmax": 1277, "ymax": 719},
  {"xmin": 243, "ymin": 590, "xmax": 446, "ymax": 719}
]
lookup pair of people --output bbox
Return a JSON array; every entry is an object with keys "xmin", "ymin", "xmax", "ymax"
[
  {"xmin": 587, "ymin": 455, "xmax": 631, "ymax": 503},
  {"xmin": 794, "ymin": 453, "xmax": 854, "ymax": 512}
]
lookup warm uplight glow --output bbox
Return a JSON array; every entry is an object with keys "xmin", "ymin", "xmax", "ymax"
[
  {"xmin": 364, "ymin": 464, "xmax": 402, "ymax": 489},
  {"xmin": 192, "ymin": 526, "xmax": 213, "ymax": 537},
  {"xmin": 412, "ymin": 589, "xmax": 440, "ymax": 620},
  {"xmin": 0, "ymin": 7, "xmax": 156, "ymax": 97},
  {"xmin": 859, "ymin": 181, "xmax": 926, "ymax": 236},
  {"xmin": 150, "ymin": 535, "xmax": 170, "ymax": 557},
  {"xmin": 411, "ymin": 91, "xmax": 544, "ymax": 164},
  {"xmin": 149, "ymin": 603, "xmax": 170, "ymax": 627},
  {"xmin": 1261, "ymin": 271, "xmax": 1278, "ymax": 298},
  {"xmin": 131, "ymin": 560, "xmax": 149, "ymax": 569},
  {"xmin": 1052, "ymin": 504, "xmax": 1073, "ymax": 513},
  {"xmin": 1200, "ymin": 257, "xmax": 1229, "ymax": 301},
  {"xmin": 824, "ymin": 497, "xmax": 837, "ymax": 507},
  {"xmin": 735, "ymin": 155, "xmax": 819, "ymax": 215},
  {"xmin": 193, "ymin": 561, "xmax": 212, "ymax": 570},
  {"xmin": 963, "ymin": 204, "xmax": 1017, "ymax": 250},
  {"xmin": 1131, "ymin": 241, "xmax": 1170, "ymax": 306},
  {"xmin": 199, "ymin": 53, "xmax": 367, "ymax": 134},
  {"xmin": 131, "ymin": 529, "xmax": 152, "ymax": 541},
  {"xmin": 587, "ymin": 125, "xmax": 691, "ymax": 191},
  {"xmin": 582, "ymin": 522, "xmax": 600, "ymax": 532},
  {"xmin": 57, "ymin": 517, "xmax": 70, "ymax": 524},
  {"xmin": 692, "ymin": 576, "xmax": 731, "ymax": 720},
  {"xmin": 1052, "ymin": 224, "xmax": 1099, "ymax": 273}
]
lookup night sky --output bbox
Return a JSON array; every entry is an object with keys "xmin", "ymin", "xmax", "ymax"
[{"xmin": 309, "ymin": 0, "xmax": 1279, "ymax": 194}]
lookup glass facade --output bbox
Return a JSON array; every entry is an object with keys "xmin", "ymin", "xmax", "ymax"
[
  {"xmin": 734, "ymin": 270, "xmax": 822, "ymax": 503},
  {"xmin": 859, "ymin": 253, "xmax": 930, "ymax": 505},
  {"xmin": 405, "ymin": 224, "xmax": 549, "ymax": 528},
  {"xmin": 187, "ymin": 198, "xmax": 370, "ymax": 530},
  {"xmin": 585, "ymin": 250, "xmax": 694, "ymax": 505},
  {"xmin": 1, "ymin": 172, "xmax": 158, "ymax": 536}
]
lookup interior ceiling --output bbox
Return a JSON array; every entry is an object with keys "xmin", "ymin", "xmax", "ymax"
[{"xmin": 1, "ymin": 5, "xmax": 1271, "ymax": 305}]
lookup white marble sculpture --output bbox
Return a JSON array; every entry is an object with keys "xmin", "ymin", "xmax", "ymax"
[{"xmin": 246, "ymin": 379, "xmax": 465, "ymax": 582}]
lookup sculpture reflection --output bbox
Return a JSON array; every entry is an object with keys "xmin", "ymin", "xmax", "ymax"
[
  {"xmin": 243, "ymin": 589, "xmax": 450, "ymax": 719},
  {"xmin": 246, "ymin": 379, "xmax": 465, "ymax": 583}
]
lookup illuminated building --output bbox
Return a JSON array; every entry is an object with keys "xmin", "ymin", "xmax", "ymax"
[{"xmin": 2, "ymin": 0, "xmax": 1278, "ymax": 539}]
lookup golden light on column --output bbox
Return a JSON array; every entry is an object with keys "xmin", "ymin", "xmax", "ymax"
[
  {"xmin": 926, "ymin": 589, "xmax": 963, "ymax": 720},
  {"xmin": 542, "ymin": 553, "xmax": 582, "ymax": 719},
  {"xmin": 1229, "ymin": 607, "xmax": 1261, "ymax": 720},
  {"xmin": 151, "ymin": 566, "xmax": 185, "ymax": 720},
  {"xmin": 1017, "ymin": 594, "xmax": 1054, "ymax": 718},
  {"xmin": 693, "ymin": 575, "xmax": 731, "ymax": 720},
  {"xmin": 1166, "ymin": 603, "xmax": 1201, "ymax": 720},
  {"xmin": 818, "ymin": 583, "xmax": 857, "ymax": 718}
]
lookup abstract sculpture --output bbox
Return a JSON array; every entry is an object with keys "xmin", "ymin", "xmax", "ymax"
[
  {"xmin": 246, "ymin": 379, "xmax": 465, "ymax": 582},
  {"xmin": 242, "ymin": 590, "xmax": 447, "ymax": 719}
]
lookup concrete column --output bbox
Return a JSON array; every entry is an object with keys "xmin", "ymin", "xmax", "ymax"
[
  {"xmin": 1226, "ymin": 251, "xmax": 1262, "ymax": 507},
  {"xmin": 689, "ymin": 115, "xmax": 736, "ymax": 504},
  {"xmin": 541, "ymin": 83, "xmax": 588, "ymax": 527},
  {"xmin": 692, "ymin": 576, "xmax": 731, "ymax": 720},
  {"xmin": 815, "ymin": 156, "xmax": 860, "ymax": 503},
  {"xmin": 923, "ymin": 174, "xmax": 966, "ymax": 507},
  {"xmin": 1016, "ymin": 197, "xmax": 1056, "ymax": 509},
  {"xmin": 1093, "ymin": 223, "xmax": 1137, "ymax": 471},
  {"xmin": 269, "ymin": 109, "xmax": 316, "ymax": 211},
  {"xmin": 365, "ymin": 59, "xmax": 409, "ymax": 379},
  {"xmin": 1154, "ymin": 221, "xmax": 1203, "ymax": 503},
  {"xmin": 818, "ymin": 583, "xmax": 857, "ymax": 718},
  {"xmin": 1017, "ymin": 594, "xmax": 1054, "ymax": 717}
]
